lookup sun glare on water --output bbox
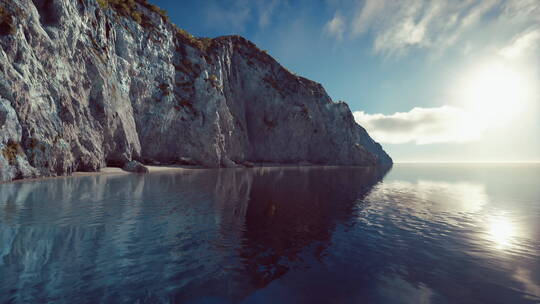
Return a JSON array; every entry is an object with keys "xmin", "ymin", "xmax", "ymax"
[{"xmin": 487, "ymin": 216, "xmax": 516, "ymax": 250}]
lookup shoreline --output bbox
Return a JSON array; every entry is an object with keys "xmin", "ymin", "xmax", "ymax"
[
  {"xmin": 1, "ymin": 163, "xmax": 390, "ymax": 185},
  {"xmin": 3, "ymin": 165, "xmax": 202, "ymax": 185}
]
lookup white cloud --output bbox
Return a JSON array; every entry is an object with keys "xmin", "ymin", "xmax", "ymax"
[
  {"xmin": 351, "ymin": 0, "xmax": 388, "ymax": 36},
  {"xmin": 501, "ymin": 0, "xmax": 540, "ymax": 21},
  {"xmin": 500, "ymin": 29, "xmax": 540, "ymax": 59},
  {"xmin": 353, "ymin": 106, "xmax": 485, "ymax": 145},
  {"xmin": 324, "ymin": 11, "xmax": 346, "ymax": 40},
  {"xmin": 343, "ymin": 0, "xmax": 540, "ymax": 57}
]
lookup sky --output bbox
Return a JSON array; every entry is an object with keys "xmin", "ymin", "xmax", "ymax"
[{"xmin": 152, "ymin": 0, "xmax": 540, "ymax": 162}]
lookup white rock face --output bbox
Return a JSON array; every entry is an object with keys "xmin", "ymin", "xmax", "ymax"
[{"xmin": 0, "ymin": 0, "xmax": 391, "ymax": 182}]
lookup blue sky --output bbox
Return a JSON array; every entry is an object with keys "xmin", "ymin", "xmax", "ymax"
[{"xmin": 153, "ymin": 0, "xmax": 540, "ymax": 162}]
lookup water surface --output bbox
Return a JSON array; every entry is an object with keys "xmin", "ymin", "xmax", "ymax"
[{"xmin": 1, "ymin": 164, "xmax": 539, "ymax": 303}]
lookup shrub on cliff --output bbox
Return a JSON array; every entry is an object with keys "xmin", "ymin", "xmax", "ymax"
[
  {"xmin": 96, "ymin": 0, "xmax": 169, "ymax": 27},
  {"xmin": 97, "ymin": 0, "xmax": 143, "ymax": 23},
  {"xmin": 175, "ymin": 27, "xmax": 213, "ymax": 52},
  {"xmin": 96, "ymin": 1, "xmax": 213, "ymax": 52}
]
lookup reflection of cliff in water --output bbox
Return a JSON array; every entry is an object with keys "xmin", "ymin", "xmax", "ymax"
[
  {"xmin": 231, "ymin": 166, "xmax": 390, "ymax": 289},
  {"xmin": 0, "ymin": 166, "xmax": 389, "ymax": 303}
]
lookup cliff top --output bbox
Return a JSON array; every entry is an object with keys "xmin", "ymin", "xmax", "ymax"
[{"xmin": 93, "ymin": 0, "xmax": 326, "ymax": 91}]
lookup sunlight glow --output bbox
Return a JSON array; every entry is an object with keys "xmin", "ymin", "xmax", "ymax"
[
  {"xmin": 487, "ymin": 216, "xmax": 516, "ymax": 250},
  {"xmin": 458, "ymin": 61, "xmax": 534, "ymax": 127}
]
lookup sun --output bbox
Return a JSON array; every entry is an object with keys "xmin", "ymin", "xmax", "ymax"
[{"xmin": 457, "ymin": 61, "xmax": 533, "ymax": 126}]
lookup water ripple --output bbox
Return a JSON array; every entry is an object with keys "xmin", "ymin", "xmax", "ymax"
[{"xmin": 0, "ymin": 164, "xmax": 539, "ymax": 303}]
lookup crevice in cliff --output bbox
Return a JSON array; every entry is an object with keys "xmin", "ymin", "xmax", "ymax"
[
  {"xmin": 32, "ymin": 0, "xmax": 61, "ymax": 27},
  {"xmin": 0, "ymin": 5, "xmax": 16, "ymax": 36}
]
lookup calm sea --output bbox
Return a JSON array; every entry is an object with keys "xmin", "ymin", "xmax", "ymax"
[{"xmin": 1, "ymin": 164, "xmax": 539, "ymax": 303}]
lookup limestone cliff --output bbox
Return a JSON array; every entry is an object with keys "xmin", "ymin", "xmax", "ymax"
[{"xmin": 0, "ymin": 0, "xmax": 391, "ymax": 182}]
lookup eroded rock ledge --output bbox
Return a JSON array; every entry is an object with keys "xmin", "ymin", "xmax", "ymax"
[{"xmin": 0, "ymin": 0, "xmax": 391, "ymax": 182}]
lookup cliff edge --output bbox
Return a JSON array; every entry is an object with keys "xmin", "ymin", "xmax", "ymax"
[{"xmin": 0, "ymin": 0, "xmax": 391, "ymax": 182}]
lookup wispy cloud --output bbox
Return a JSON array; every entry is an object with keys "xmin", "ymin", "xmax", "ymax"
[
  {"xmin": 324, "ymin": 11, "xmax": 345, "ymax": 41},
  {"xmin": 325, "ymin": 0, "xmax": 540, "ymax": 57},
  {"xmin": 501, "ymin": 0, "xmax": 540, "ymax": 21},
  {"xmin": 256, "ymin": 0, "xmax": 281, "ymax": 28},
  {"xmin": 350, "ymin": 0, "xmax": 387, "ymax": 36},
  {"xmin": 353, "ymin": 106, "xmax": 485, "ymax": 145},
  {"xmin": 204, "ymin": 0, "xmax": 252, "ymax": 32},
  {"xmin": 358, "ymin": 0, "xmax": 500, "ymax": 56},
  {"xmin": 203, "ymin": 0, "xmax": 285, "ymax": 32}
]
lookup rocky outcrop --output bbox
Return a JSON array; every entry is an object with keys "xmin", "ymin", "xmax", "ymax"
[
  {"xmin": 0, "ymin": 0, "xmax": 391, "ymax": 182},
  {"xmin": 122, "ymin": 160, "xmax": 148, "ymax": 173}
]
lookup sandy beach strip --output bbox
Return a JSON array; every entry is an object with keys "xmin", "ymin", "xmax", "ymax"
[{"xmin": 3, "ymin": 165, "xmax": 201, "ymax": 184}]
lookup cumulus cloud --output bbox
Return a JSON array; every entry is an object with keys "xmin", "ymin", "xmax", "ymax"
[
  {"xmin": 324, "ymin": 11, "xmax": 346, "ymax": 41},
  {"xmin": 500, "ymin": 29, "xmax": 540, "ymax": 59},
  {"xmin": 353, "ymin": 106, "xmax": 485, "ymax": 145}
]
